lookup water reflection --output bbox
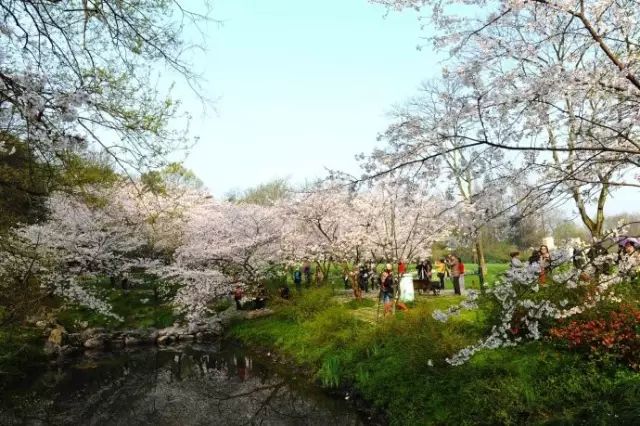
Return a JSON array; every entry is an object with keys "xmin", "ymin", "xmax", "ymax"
[{"xmin": 2, "ymin": 342, "xmax": 367, "ymax": 425}]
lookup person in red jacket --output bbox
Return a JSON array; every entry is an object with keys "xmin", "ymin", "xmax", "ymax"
[{"xmin": 397, "ymin": 259, "xmax": 407, "ymax": 275}]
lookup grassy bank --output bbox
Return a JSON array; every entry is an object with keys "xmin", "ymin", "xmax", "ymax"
[{"xmin": 231, "ymin": 279, "xmax": 640, "ymax": 424}]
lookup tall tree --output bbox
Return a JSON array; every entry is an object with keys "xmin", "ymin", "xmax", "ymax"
[{"xmin": 0, "ymin": 0, "xmax": 210, "ymax": 178}]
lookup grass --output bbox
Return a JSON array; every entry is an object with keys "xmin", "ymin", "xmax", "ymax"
[
  {"xmin": 55, "ymin": 277, "xmax": 180, "ymax": 332},
  {"xmin": 231, "ymin": 269, "xmax": 640, "ymax": 425}
]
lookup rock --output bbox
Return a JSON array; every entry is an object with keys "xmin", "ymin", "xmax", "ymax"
[
  {"xmin": 120, "ymin": 329, "xmax": 158, "ymax": 346},
  {"xmin": 146, "ymin": 329, "xmax": 159, "ymax": 343},
  {"xmin": 84, "ymin": 336, "xmax": 106, "ymax": 350},
  {"xmin": 67, "ymin": 333, "xmax": 83, "ymax": 347},
  {"xmin": 81, "ymin": 328, "xmax": 107, "ymax": 339},
  {"xmin": 48, "ymin": 326, "xmax": 66, "ymax": 347},
  {"xmin": 158, "ymin": 325, "xmax": 185, "ymax": 337},
  {"xmin": 35, "ymin": 320, "xmax": 48, "ymax": 329},
  {"xmin": 195, "ymin": 332, "xmax": 204, "ymax": 343},
  {"xmin": 178, "ymin": 334, "xmax": 194, "ymax": 342},
  {"xmin": 198, "ymin": 332, "xmax": 218, "ymax": 342},
  {"xmin": 59, "ymin": 345, "xmax": 82, "ymax": 357},
  {"xmin": 109, "ymin": 337, "xmax": 125, "ymax": 349},
  {"xmin": 124, "ymin": 336, "xmax": 142, "ymax": 347},
  {"xmin": 157, "ymin": 335, "xmax": 174, "ymax": 345}
]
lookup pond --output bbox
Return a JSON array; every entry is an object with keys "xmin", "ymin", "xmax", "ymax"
[{"xmin": 1, "ymin": 341, "xmax": 372, "ymax": 425}]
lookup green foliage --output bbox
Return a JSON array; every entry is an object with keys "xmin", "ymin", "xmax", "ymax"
[
  {"xmin": 0, "ymin": 136, "xmax": 50, "ymax": 231},
  {"xmin": 553, "ymin": 220, "xmax": 589, "ymax": 242},
  {"xmin": 226, "ymin": 177, "xmax": 290, "ymax": 206},
  {"xmin": 140, "ymin": 162, "xmax": 202, "ymax": 195},
  {"xmin": 212, "ymin": 298, "xmax": 232, "ymax": 313},
  {"xmin": 0, "ymin": 136, "xmax": 120, "ymax": 233}
]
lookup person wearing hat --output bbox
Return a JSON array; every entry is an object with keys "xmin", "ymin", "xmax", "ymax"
[{"xmin": 380, "ymin": 263, "xmax": 395, "ymax": 316}]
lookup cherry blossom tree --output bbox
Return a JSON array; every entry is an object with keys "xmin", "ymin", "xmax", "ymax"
[
  {"xmin": 157, "ymin": 198, "xmax": 287, "ymax": 321},
  {"xmin": 369, "ymin": 0, "xmax": 640, "ymax": 238},
  {"xmin": 1, "ymin": 176, "xmax": 205, "ymax": 320},
  {"xmin": 359, "ymin": 78, "xmax": 518, "ymax": 271},
  {"xmin": 280, "ymin": 180, "xmax": 452, "ymax": 282},
  {"xmin": 0, "ymin": 1, "xmax": 211, "ymax": 175},
  {"xmin": 354, "ymin": 180, "xmax": 453, "ymax": 263}
]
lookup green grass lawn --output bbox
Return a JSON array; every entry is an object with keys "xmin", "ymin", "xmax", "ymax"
[{"xmin": 231, "ymin": 284, "xmax": 640, "ymax": 425}]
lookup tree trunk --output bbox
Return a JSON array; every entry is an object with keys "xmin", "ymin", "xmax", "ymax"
[{"xmin": 475, "ymin": 238, "xmax": 487, "ymax": 273}]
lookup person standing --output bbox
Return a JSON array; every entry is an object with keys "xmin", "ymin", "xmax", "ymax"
[
  {"xmin": 451, "ymin": 256, "xmax": 464, "ymax": 295},
  {"xmin": 539, "ymin": 245, "xmax": 551, "ymax": 283},
  {"xmin": 620, "ymin": 240, "xmax": 640, "ymax": 277},
  {"xmin": 425, "ymin": 258, "xmax": 433, "ymax": 280},
  {"xmin": 417, "ymin": 259, "xmax": 427, "ymax": 280},
  {"xmin": 368, "ymin": 260, "xmax": 377, "ymax": 291},
  {"xmin": 435, "ymin": 258, "xmax": 447, "ymax": 290},
  {"xmin": 293, "ymin": 267, "xmax": 302, "ymax": 293},
  {"xmin": 233, "ymin": 285, "xmax": 244, "ymax": 310},
  {"xmin": 398, "ymin": 259, "xmax": 407, "ymax": 275},
  {"xmin": 359, "ymin": 264, "xmax": 369, "ymax": 293},
  {"xmin": 380, "ymin": 263, "xmax": 395, "ymax": 316},
  {"xmin": 457, "ymin": 256, "xmax": 465, "ymax": 294},
  {"xmin": 302, "ymin": 260, "xmax": 311, "ymax": 287}
]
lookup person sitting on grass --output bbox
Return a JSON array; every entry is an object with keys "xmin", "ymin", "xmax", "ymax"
[{"xmin": 510, "ymin": 251, "xmax": 523, "ymax": 269}]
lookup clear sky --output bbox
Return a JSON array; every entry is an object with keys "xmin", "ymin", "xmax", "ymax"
[
  {"xmin": 176, "ymin": 0, "xmax": 437, "ymax": 195},
  {"xmin": 170, "ymin": 0, "xmax": 637, "ymax": 217}
]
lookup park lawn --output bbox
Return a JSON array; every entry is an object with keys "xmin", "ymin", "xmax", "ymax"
[{"xmin": 231, "ymin": 286, "xmax": 640, "ymax": 425}]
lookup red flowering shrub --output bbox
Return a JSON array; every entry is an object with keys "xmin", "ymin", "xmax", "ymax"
[{"xmin": 549, "ymin": 305, "xmax": 640, "ymax": 370}]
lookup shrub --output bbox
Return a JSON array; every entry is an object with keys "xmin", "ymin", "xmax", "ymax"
[{"xmin": 550, "ymin": 304, "xmax": 640, "ymax": 370}]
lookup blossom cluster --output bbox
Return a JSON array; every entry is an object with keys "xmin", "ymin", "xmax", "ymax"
[{"xmin": 441, "ymin": 237, "xmax": 639, "ymax": 366}]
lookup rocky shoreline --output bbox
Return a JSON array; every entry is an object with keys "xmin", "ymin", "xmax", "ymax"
[
  {"xmin": 42, "ymin": 316, "xmax": 224, "ymax": 358},
  {"xmin": 40, "ymin": 307, "xmax": 276, "ymax": 358}
]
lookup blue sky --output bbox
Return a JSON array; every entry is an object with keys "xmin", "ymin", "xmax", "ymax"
[
  {"xmin": 169, "ymin": 0, "xmax": 637, "ymax": 217},
  {"xmin": 176, "ymin": 0, "xmax": 438, "ymax": 196}
]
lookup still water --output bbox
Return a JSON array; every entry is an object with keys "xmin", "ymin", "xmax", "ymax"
[{"xmin": 1, "ymin": 342, "xmax": 369, "ymax": 425}]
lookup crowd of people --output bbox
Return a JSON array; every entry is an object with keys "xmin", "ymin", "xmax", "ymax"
[
  {"xmin": 508, "ymin": 244, "xmax": 553, "ymax": 283},
  {"xmin": 509, "ymin": 238, "xmax": 640, "ymax": 283},
  {"xmin": 233, "ymin": 237, "xmax": 640, "ymax": 313}
]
